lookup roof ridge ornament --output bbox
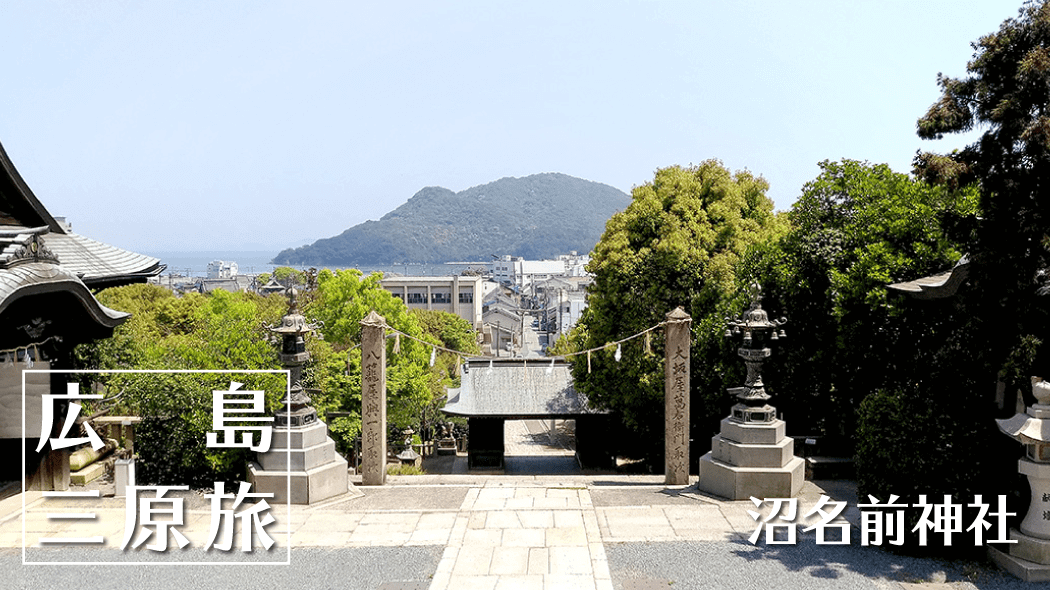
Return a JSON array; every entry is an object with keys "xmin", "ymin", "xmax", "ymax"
[{"xmin": 4, "ymin": 233, "xmax": 59, "ymax": 269}]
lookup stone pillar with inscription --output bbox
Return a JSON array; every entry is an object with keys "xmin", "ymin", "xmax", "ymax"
[
  {"xmin": 360, "ymin": 310, "xmax": 387, "ymax": 486},
  {"xmin": 664, "ymin": 307, "xmax": 692, "ymax": 485},
  {"xmin": 698, "ymin": 283, "xmax": 803, "ymax": 500}
]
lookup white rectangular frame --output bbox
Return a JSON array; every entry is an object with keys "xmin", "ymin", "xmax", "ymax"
[{"xmin": 22, "ymin": 369, "xmax": 292, "ymax": 566}]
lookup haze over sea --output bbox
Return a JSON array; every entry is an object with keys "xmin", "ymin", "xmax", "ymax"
[{"xmin": 147, "ymin": 251, "xmax": 484, "ymax": 278}]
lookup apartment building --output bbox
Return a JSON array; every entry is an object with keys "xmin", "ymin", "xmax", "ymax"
[{"xmin": 380, "ymin": 275, "xmax": 492, "ymax": 330}]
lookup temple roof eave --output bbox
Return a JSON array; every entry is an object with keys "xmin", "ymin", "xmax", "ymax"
[
  {"xmin": 0, "ymin": 262, "xmax": 129, "ymax": 330},
  {"xmin": 887, "ymin": 256, "xmax": 970, "ymax": 300}
]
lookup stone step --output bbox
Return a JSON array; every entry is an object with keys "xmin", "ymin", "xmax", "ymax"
[{"xmin": 69, "ymin": 462, "xmax": 106, "ymax": 485}]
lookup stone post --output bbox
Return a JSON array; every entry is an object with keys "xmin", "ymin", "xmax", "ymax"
[
  {"xmin": 664, "ymin": 307, "xmax": 692, "ymax": 485},
  {"xmin": 361, "ymin": 311, "xmax": 387, "ymax": 486}
]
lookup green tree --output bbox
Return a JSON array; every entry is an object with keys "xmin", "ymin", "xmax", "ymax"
[
  {"xmin": 272, "ymin": 266, "xmax": 307, "ymax": 288},
  {"xmin": 75, "ymin": 284, "xmax": 289, "ymax": 486},
  {"xmin": 915, "ymin": 0, "xmax": 1050, "ymax": 391},
  {"xmin": 574, "ymin": 160, "xmax": 785, "ymax": 465},
  {"xmin": 742, "ymin": 160, "xmax": 977, "ymax": 445},
  {"xmin": 307, "ymin": 269, "xmax": 433, "ymax": 434},
  {"xmin": 410, "ymin": 308, "xmax": 481, "ymax": 441}
]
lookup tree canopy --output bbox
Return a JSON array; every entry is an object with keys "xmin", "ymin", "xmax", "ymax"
[
  {"xmin": 915, "ymin": 0, "xmax": 1050, "ymax": 387},
  {"xmin": 75, "ymin": 274, "xmax": 481, "ymax": 484},
  {"xmin": 571, "ymin": 160, "xmax": 785, "ymax": 463},
  {"xmin": 742, "ymin": 159, "xmax": 978, "ymax": 445}
]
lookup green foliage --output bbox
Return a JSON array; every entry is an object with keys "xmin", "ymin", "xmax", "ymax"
[
  {"xmin": 742, "ymin": 159, "xmax": 976, "ymax": 446},
  {"xmin": 74, "ymin": 272, "xmax": 480, "ymax": 485},
  {"xmin": 411, "ymin": 308, "xmax": 480, "ymax": 359},
  {"xmin": 840, "ymin": 2, "xmax": 1050, "ymax": 552},
  {"xmin": 76, "ymin": 285, "xmax": 292, "ymax": 486},
  {"xmin": 547, "ymin": 325, "xmax": 583, "ymax": 357},
  {"xmin": 573, "ymin": 160, "xmax": 784, "ymax": 463},
  {"xmin": 854, "ymin": 379, "xmax": 1019, "ymax": 555},
  {"xmin": 272, "ymin": 173, "xmax": 631, "ymax": 265},
  {"xmin": 101, "ymin": 372, "xmax": 285, "ymax": 488},
  {"xmin": 307, "ymin": 270, "xmax": 480, "ymax": 441},
  {"xmin": 387, "ymin": 464, "xmax": 425, "ymax": 475},
  {"xmin": 308, "ymin": 271, "xmax": 431, "ymax": 425},
  {"xmin": 915, "ymin": 0, "xmax": 1050, "ymax": 389},
  {"xmin": 272, "ymin": 266, "xmax": 307, "ymax": 287}
]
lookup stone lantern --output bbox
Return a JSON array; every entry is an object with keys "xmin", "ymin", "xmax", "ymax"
[
  {"xmin": 697, "ymin": 283, "xmax": 803, "ymax": 500},
  {"xmin": 267, "ymin": 288, "xmax": 320, "ymax": 429},
  {"xmin": 991, "ymin": 377, "xmax": 1050, "ymax": 580},
  {"xmin": 247, "ymin": 288, "xmax": 350, "ymax": 504}
]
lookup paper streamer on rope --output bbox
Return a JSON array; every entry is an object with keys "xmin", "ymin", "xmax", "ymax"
[
  {"xmin": 644, "ymin": 332, "xmax": 652, "ymax": 355},
  {"xmin": 429, "ymin": 347, "xmax": 436, "ymax": 367},
  {"xmin": 587, "ymin": 350, "xmax": 592, "ymax": 374},
  {"xmin": 546, "ymin": 358, "xmax": 555, "ymax": 375},
  {"xmin": 393, "ymin": 333, "xmax": 401, "ymax": 354},
  {"xmin": 487, "ymin": 358, "xmax": 494, "ymax": 374},
  {"xmin": 614, "ymin": 343, "xmax": 622, "ymax": 362}
]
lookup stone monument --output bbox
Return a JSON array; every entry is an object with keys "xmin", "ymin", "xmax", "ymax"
[
  {"xmin": 248, "ymin": 289, "xmax": 350, "ymax": 504},
  {"xmin": 989, "ymin": 377, "xmax": 1050, "ymax": 581},
  {"xmin": 360, "ymin": 311, "xmax": 387, "ymax": 485},
  {"xmin": 664, "ymin": 307, "xmax": 692, "ymax": 485},
  {"xmin": 697, "ymin": 283, "xmax": 803, "ymax": 500}
]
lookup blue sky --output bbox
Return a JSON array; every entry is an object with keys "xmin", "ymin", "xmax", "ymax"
[{"xmin": 0, "ymin": 1, "xmax": 1024, "ymax": 253}]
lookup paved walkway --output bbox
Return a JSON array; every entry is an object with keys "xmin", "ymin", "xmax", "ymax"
[
  {"xmin": 0, "ymin": 424, "xmax": 1028, "ymax": 589},
  {"xmin": 3, "ymin": 477, "xmax": 1019, "ymax": 590}
]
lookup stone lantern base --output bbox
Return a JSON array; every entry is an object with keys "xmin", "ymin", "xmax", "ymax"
[
  {"xmin": 988, "ymin": 456, "xmax": 1050, "ymax": 581},
  {"xmin": 989, "ymin": 533, "xmax": 1050, "ymax": 582},
  {"xmin": 697, "ymin": 416, "xmax": 803, "ymax": 500},
  {"xmin": 247, "ymin": 420, "xmax": 351, "ymax": 504}
]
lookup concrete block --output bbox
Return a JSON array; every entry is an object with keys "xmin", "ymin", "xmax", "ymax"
[
  {"xmin": 70, "ymin": 462, "xmax": 106, "ymax": 485},
  {"xmin": 1010, "ymin": 528, "xmax": 1050, "ymax": 565},
  {"xmin": 805, "ymin": 456, "xmax": 855, "ymax": 480},
  {"xmin": 257, "ymin": 438, "xmax": 337, "ymax": 472},
  {"xmin": 718, "ymin": 418, "xmax": 786, "ymax": 445},
  {"xmin": 248, "ymin": 456, "xmax": 349, "ymax": 504},
  {"xmin": 711, "ymin": 435, "xmax": 794, "ymax": 468},
  {"xmin": 271, "ymin": 421, "xmax": 329, "ymax": 449},
  {"xmin": 990, "ymin": 545, "xmax": 1050, "ymax": 582},
  {"xmin": 697, "ymin": 453, "xmax": 804, "ymax": 500}
]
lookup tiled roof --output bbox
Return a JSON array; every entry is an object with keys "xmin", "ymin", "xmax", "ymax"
[
  {"xmin": 0, "ymin": 140, "xmax": 162, "ymax": 287},
  {"xmin": 442, "ymin": 358, "xmax": 602, "ymax": 418},
  {"xmin": 43, "ymin": 232, "xmax": 162, "ymax": 284},
  {"xmin": 483, "ymin": 307, "xmax": 521, "ymax": 330},
  {"xmin": 0, "ymin": 260, "xmax": 127, "ymax": 326},
  {"xmin": 887, "ymin": 257, "xmax": 970, "ymax": 299}
]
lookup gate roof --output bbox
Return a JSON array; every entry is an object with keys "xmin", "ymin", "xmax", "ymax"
[{"xmin": 442, "ymin": 358, "xmax": 604, "ymax": 418}]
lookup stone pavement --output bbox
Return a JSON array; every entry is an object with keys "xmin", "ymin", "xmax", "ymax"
[
  {"xmin": 3, "ymin": 475, "xmax": 1026, "ymax": 589},
  {"xmin": 0, "ymin": 422, "xmax": 1029, "ymax": 589}
]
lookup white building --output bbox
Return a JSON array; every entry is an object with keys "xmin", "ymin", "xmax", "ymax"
[
  {"xmin": 545, "ymin": 290, "xmax": 588, "ymax": 336},
  {"xmin": 380, "ymin": 275, "xmax": 495, "ymax": 330},
  {"xmin": 207, "ymin": 260, "xmax": 238, "ymax": 279},
  {"xmin": 491, "ymin": 252, "xmax": 591, "ymax": 290}
]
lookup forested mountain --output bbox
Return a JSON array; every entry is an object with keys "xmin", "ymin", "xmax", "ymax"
[{"xmin": 272, "ymin": 173, "xmax": 630, "ymax": 265}]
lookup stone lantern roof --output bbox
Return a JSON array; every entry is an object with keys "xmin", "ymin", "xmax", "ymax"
[{"xmin": 997, "ymin": 377, "xmax": 1050, "ymax": 445}]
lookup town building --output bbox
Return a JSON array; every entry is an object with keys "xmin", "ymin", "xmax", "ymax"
[
  {"xmin": 491, "ymin": 252, "xmax": 591, "ymax": 291},
  {"xmin": 206, "ymin": 259, "xmax": 238, "ymax": 279},
  {"xmin": 482, "ymin": 306, "xmax": 521, "ymax": 355},
  {"xmin": 379, "ymin": 275, "xmax": 493, "ymax": 330}
]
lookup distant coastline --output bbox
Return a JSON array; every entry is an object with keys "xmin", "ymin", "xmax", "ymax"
[{"xmin": 145, "ymin": 251, "xmax": 484, "ymax": 278}]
